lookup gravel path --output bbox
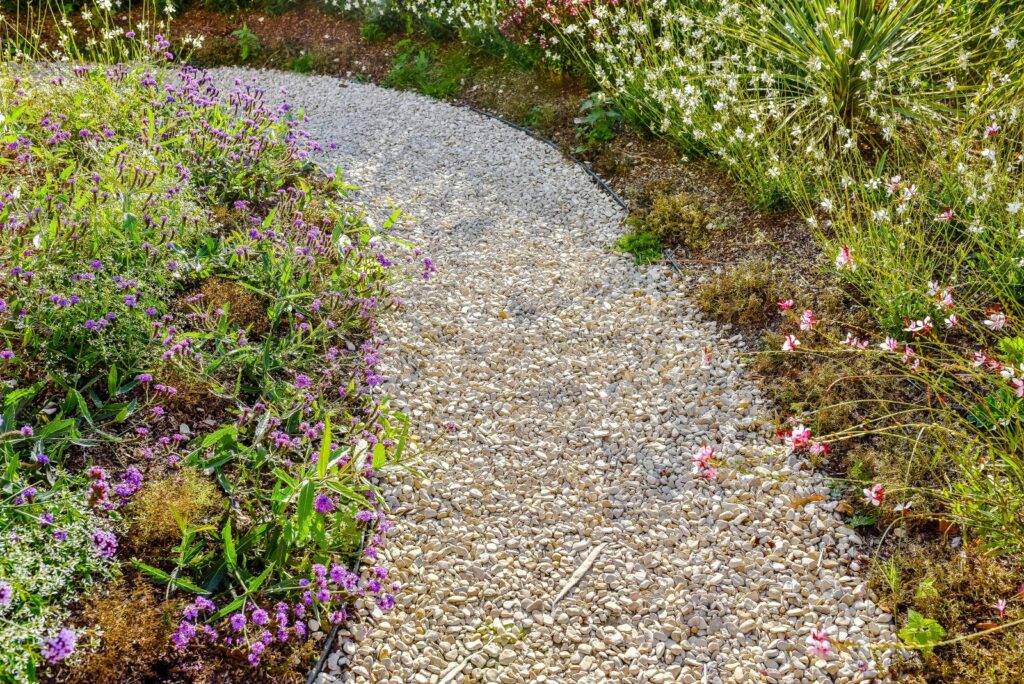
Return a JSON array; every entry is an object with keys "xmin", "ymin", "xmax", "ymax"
[{"xmin": 210, "ymin": 68, "xmax": 897, "ymax": 684}]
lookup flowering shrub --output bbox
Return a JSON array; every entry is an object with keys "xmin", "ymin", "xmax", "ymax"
[{"xmin": 0, "ymin": 4, "xmax": 419, "ymax": 680}]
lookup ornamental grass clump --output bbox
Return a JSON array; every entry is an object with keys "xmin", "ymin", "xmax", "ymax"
[{"xmin": 0, "ymin": 3, "xmax": 422, "ymax": 680}]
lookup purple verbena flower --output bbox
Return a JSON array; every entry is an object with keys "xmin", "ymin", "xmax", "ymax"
[
  {"xmin": 41, "ymin": 628, "xmax": 77, "ymax": 664},
  {"xmin": 91, "ymin": 530, "xmax": 117, "ymax": 558}
]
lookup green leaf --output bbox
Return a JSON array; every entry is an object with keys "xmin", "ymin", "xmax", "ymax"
[
  {"xmin": 107, "ymin": 367, "xmax": 118, "ymax": 399},
  {"xmin": 318, "ymin": 414, "xmax": 331, "ymax": 479},
  {"xmin": 223, "ymin": 520, "xmax": 237, "ymax": 572},
  {"xmin": 132, "ymin": 560, "xmax": 209, "ymax": 594},
  {"xmin": 296, "ymin": 480, "xmax": 314, "ymax": 538},
  {"xmin": 372, "ymin": 442, "xmax": 386, "ymax": 470},
  {"xmin": 899, "ymin": 610, "xmax": 946, "ymax": 657},
  {"xmin": 202, "ymin": 424, "xmax": 238, "ymax": 449},
  {"xmin": 245, "ymin": 563, "xmax": 274, "ymax": 595},
  {"xmin": 67, "ymin": 388, "xmax": 94, "ymax": 427}
]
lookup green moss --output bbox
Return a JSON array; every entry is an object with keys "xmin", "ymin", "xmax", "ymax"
[{"xmin": 615, "ymin": 231, "xmax": 663, "ymax": 265}]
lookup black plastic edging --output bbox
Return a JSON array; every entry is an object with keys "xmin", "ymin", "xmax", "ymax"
[{"xmin": 461, "ymin": 104, "xmax": 630, "ymax": 212}]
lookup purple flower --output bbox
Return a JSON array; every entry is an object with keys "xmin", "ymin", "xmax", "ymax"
[
  {"xmin": 229, "ymin": 612, "xmax": 246, "ymax": 631},
  {"xmin": 195, "ymin": 596, "xmax": 216, "ymax": 612},
  {"xmin": 251, "ymin": 608, "xmax": 269, "ymax": 626},
  {"xmin": 294, "ymin": 374, "xmax": 311, "ymax": 389},
  {"xmin": 39, "ymin": 511, "xmax": 54, "ymax": 527},
  {"xmin": 53, "ymin": 529, "xmax": 68, "ymax": 542},
  {"xmin": 89, "ymin": 259, "xmax": 103, "ymax": 271},
  {"xmin": 247, "ymin": 640, "xmax": 264, "ymax": 666},
  {"xmin": 41, "ymin": 628, "xmax": 77, "ymax": 664},
  {"xmin": 313, "ymin": 494, "xmax": 335, "ymax": 515},
  {"xmin": 172, "ymin": 620, "xmax": 196, "ymax": 650},
  {"xmin": 124, "ymin": 294, "xmax": 138, "ymax": 307},
  {"xmin": 0, "ymin": 350, "xmax": 13, "ymax": 361},
  {"xmin": 0, "ymin": 581, "xmax": 12, "ymax": 607},
  {"xmin": 355, "ymin": 509, "xmax": 376, "ymax": 524},
  {"xmin": 91, "ymin": 530, "xmax": 117, "ymax": 558},
  {"xmin": 137, "ymin": 373, "xmax": 153, "ymax": 383}
]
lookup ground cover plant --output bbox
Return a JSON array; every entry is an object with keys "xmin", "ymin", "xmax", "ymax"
[{"xmin": 0, "ymin": 4, "xmax": 424, "ymax": 681}]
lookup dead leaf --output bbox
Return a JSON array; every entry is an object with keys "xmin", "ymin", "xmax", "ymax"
[
  {"xmin": 975, "ymin": 622, "xmax": 999, "ymax": 631},
  {"xmin": 497, "ymin": 311, "xmax": 509, "ymax": 319},
  {"xmin": 789, "ymin": 494, "xmax": 827, "ymax": 509},
  {"xmin": 835, "ymin": 501, "xmax": 854, "ymax": 515},
  {"xmin": 937, "ymin": 520, "xmax": 960, "ymax": 538}
]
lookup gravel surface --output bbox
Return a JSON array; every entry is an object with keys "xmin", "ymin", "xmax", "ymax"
[{"xmin": 209, "ymin": 68, "xmax": 898, "ymax": 684}]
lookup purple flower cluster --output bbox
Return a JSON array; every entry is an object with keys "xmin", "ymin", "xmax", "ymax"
[
  {"xmin": 90, "ymin": 530, "xmax": 118, "ymax": 559},
  {"xmin": 41, "ymin": 628, "xmax": 77, "ymax": 664}
]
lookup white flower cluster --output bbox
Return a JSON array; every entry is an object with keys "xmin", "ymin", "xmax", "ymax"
[{"xmin": 0, "ymin": 495, "xmax": 115, "ymax": 683}]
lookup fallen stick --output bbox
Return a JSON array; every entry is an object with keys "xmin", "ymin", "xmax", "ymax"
[{"xmin": 550, "ymin": 542, "xmax": 608, "ymax": 611}]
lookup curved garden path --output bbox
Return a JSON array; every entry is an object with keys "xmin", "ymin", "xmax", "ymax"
[{"xmin": 211, "ymin": 69, "xmax": 896, "ymax": 684}]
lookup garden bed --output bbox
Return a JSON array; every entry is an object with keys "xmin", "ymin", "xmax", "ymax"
[{"xmin": 0, "ymin": 18, "xmax": 420, "ymax": 681}]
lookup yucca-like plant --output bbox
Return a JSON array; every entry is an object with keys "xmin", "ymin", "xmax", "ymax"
[{"xmin": 723, "ymin": 0, "xmax": 1021, "ymax": 151}]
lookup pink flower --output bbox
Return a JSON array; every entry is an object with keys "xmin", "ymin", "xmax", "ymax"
[
  {"xmin": 799, "ymin": 309, "xmax": 816, "ymax": 331},
  {"xmin": 986, "ymin": 123, "xmax": 1000, "ymax": 138},
  {"xmin": 691, "ymin": 445, "xmax": 717, "ymax": 480},
  {"xmin": 879, "ymin": 337, "xmax": 899, "ymax": 352},
  {"xmin": 935, "ymin": 208, "xmax": 956, "ymax": 222},
  {"xmin": 696, "ymin": 466, "xmax": 717, "ymax": 480},
  {"xmin": 984, "ymin": 311, "xmax": 1008, "ymax": 330},
  {"xmin": 993, "ymin": 598, "xmax": 1007, "ymax": 618},
  {"xmin": 809, "ymin": 442, "xmax": 831, "ymax": 457},
  {"xmin": 691, "ymin": 445, "xmax": 715, "ymax": 469},
  {"xmin": 782, "ymin": 334, "xmax": 800, "ymax": 352},
  {"xmin": 944, "ymin": 314, "xmax": 959, "ymax": 329},
  {"xmin": 778, "ymin": 299, "xmax": 794, "ymax": 312},
  {"xmin": 903, "ymin": 317, "xmax": 933, "ymax": 336},
  {"xmin": 702, "ymin": 346, "xmax": 713, "ymax": 365},
  {"xmin": 885, "ymin": 175, "xmax": 903, "ymax": 195},
  {"xmin": 937, "ymin": 287, "xmax": 955, "ymax": 309},
  {"xmin": 1012, "ymin": 378, "xmax": 1024, "ymax": 398},
  {"xmin": 842, "ymin": 333, "xmax": 869, "ymax": 349},
  {"xmin": 863, "ymin": 483, "xmax": 885, "ymax": 506},
  {"xmin": 894, "ymin": 501, "xmax": 912, "ymax": 514},
  {"xmin": 834, "ymin": 245, "xmax": 855, "ymax": 270},
  {"xmin": 787, "ymin": 424, "xmax": 812, "ymax": 450},
  {"xmin": 806, "ymin": 626, "xmax": 833, "ymax": 659}
]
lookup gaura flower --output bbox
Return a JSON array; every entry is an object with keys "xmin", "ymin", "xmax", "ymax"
[
  {"xmin": 806, "ymin": 626, "xmax": 833, "ymax": 659},
  {"xmin": 903, "ymin": 317, "xmax": 933, "ymax": 336},
  {"xmin": 984, "ymin": 311, "xmax": 1008, "ymax": 330},
  {"xmin": 799, "ymin": 309, "xmax": 816, "ymax": 331},
  {"xmin": 834, "ymin": 245, "xmax": 855, "ymax": 270},
  {"xmin": 863, "ymin": 483, "xmax": 885, "ymax": 506},
  {"xmin": 782, "ymin": 334, "xmax": 800, "ymax": 352}
]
